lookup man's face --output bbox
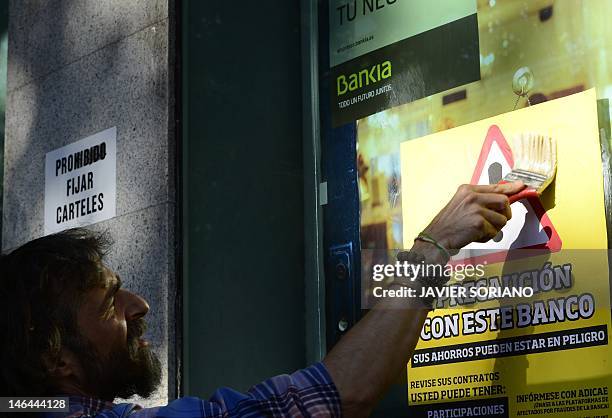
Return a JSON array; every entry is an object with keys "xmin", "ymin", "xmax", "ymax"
[{"xmin": 74, "ymin": 267, "xmax": 161, "ymax": 400}]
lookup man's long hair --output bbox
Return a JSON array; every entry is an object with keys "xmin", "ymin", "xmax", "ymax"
[{"xmin": 0, "ymin": 228, "xmax": 111, "ymax": 396}]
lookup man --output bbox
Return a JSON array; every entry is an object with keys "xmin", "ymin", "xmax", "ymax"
[{"xmin": 0, "ymin": 182, "xmax": 523, "ymax": 417}]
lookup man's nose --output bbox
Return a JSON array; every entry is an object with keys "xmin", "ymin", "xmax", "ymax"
[{"xmin": 121, "ymin": 289, "xmax": 150, "ymax": 321}]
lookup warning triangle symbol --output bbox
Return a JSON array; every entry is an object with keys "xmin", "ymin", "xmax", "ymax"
[{"xmin": 458, "ymin": 125, "xmax": 562, "ymax": 264}]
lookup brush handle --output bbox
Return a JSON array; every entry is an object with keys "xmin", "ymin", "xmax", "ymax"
[{"xmin": 508, "ymin": 188, "xmax": 539, "ymax": 204}]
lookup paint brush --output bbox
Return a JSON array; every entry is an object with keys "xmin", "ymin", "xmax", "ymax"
[{"xmin": 503, "ymin": 133, "xmax": 557, "ymax": 204}]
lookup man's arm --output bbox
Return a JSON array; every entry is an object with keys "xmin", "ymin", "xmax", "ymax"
[{"xmin": 323, "ymin": 182, "xmax": 524, "ymax": 417}]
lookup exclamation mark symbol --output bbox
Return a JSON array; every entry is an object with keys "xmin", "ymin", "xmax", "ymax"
[{"xmin": 488, "ymin": 163, "xmax": 504, "ymax": 242}]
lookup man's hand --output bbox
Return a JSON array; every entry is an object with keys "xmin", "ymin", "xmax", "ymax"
[
  {"xmin": 421, "ymin": 181, "xmax": 525, "ymax": 251},
  {"xmin": 323, "ymin": 180, "xmax": 526, "ymax": 418}
]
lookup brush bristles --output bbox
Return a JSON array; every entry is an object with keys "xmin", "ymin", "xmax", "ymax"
[
  {"xmin": 503, "ymin": 133, "xmax": 557, "ymax": 193},
  {"xmin": 512, "ymin": 133, "xmax": 557, "ymax": 177}
]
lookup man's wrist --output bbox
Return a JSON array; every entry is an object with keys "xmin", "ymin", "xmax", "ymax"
[
  {"xmin": 410, "ymin": 240, "xmax": 449, "ymax": 265},
  {"xmin": 421, "ymin": 228, "xmax": 454, "ymax": 251}
]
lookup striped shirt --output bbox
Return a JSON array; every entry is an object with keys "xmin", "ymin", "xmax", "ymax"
[{"xmin": 43, "ymin": 362, "xmax": 341, "ymax": 418}]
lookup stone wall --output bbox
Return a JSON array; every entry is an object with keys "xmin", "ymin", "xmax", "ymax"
[{"xmin": 3, "ymin": 0, "xmax": 176, "ymax": 405}]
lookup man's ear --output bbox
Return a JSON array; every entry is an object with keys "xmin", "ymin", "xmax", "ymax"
[{"xmin": 43, "ymin": 349, "xmax": 80, "ymax": 378}]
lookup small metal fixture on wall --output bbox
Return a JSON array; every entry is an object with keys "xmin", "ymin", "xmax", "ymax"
[{"xmin": 512, "ymin": 66, "xmax": 534, "ymax": 110}]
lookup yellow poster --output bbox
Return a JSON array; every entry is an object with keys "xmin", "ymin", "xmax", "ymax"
[{"xmin": 400, "ymin": 90, "xmax": 611, "ymax": 417}]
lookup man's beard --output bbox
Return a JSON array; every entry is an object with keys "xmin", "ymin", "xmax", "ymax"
[{"xmin": 72, "ymin": 319, "xmax": 162, "ymax": 401}]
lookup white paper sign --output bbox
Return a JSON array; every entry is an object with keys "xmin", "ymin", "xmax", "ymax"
[{"xmin": 44, "ymin": 127, "xmax": 117, "ymax": 235}]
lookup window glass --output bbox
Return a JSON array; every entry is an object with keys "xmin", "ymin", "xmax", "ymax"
[{"xmin": 358, "ymin": 0, "xmax": 612, "ymax": 250}]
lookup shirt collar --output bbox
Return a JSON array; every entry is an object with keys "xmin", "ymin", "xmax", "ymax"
[{"xmin": 67, "ymin": 395, "xmax": 116, "ymax": 415}]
